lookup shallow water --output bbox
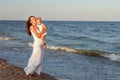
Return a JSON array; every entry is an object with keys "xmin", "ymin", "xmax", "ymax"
[{"xmin": 1, "ymin": 49, "xmax": 120, "ymax": 80}]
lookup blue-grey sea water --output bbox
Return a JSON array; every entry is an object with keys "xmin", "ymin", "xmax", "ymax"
[
  {"xmin": 0, "ymin": 21, "xmax": 120, "ymax": 80},
  {"xmin": 1, "ymin": 21, "xmax": 120, "ymax": 53}
]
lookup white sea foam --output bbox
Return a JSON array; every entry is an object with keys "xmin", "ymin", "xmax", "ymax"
[
  {"xmin": 57, "ymin": 78, "xmax": 70, "ymax": 80},
  {"xmin": 103, "ymin": 53, "xmax": 120, "ymax": 61},
  {"xmin": 0, "ymin": 37, "xmax": 14, "ymax": 40},
  {"xmin": 27, "ymin": 42, "xmax": 77, "ymax": 53},
  {"xmin": 47, "ymin": 45, "xmax": 120, "ymax": 61},
  {"xmin": 47, "ymin": 45, "xmax": 77, "ymax": 53},
  {"xmin": 27, "ymin": 42, "xmax": 120, "ymax": 62},
  {"xmin": 27, "ymin": 42, "xmax": 33, "ymax": 47},
  {"xmin": 48, "ymin": 46, "xmax": 120, "ymax": 62}
]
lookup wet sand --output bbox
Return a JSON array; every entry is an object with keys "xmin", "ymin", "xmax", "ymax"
[{"xmin": 0, "ymin": 58, "xmax": 57, "ymax": 80}]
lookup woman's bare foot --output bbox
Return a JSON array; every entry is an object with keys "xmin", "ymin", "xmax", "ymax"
[
  {"xmin": 27, "ymin": 74, "xmax": 33, "ymax": 79},
  {"xmin": 38, "ymin": 74, "xmax": 42, "ymax": 79}
]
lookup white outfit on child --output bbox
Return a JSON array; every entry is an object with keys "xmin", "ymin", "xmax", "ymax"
[{"xmin": 37, "ymin": 24, "xmax": 47, "ymax": 36}]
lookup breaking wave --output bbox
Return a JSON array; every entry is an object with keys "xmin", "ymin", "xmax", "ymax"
[
  {"xmin": 0, "ymin": 37, "xmax": 14, "ymax": 40},
  {"xmin": 27, "ymin": 42, "xmax": 105, "ymax": 56},
  {"xmin": 27, "ymin": 42, "xmax": 120, "ymax": 62},
  {"xmin": 103, "ymin": 53, "xmax": 120, "ymax": 62},
  {"xmin": 27, "ymin": 42, "xmax": 33, "ymax": 47}
]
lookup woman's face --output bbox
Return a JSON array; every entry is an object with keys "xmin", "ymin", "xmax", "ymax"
[{"xmin": 30, "ymin": 17, "xmax": 36, "ymax": 26}]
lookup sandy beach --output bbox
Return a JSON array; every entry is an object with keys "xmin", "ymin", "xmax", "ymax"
[{"xmin": 0, "ymin": 58, "xmax": 57, "ymax": 80}]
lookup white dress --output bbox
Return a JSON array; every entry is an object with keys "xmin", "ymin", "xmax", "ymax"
[{"xmin": 24, "ymin": 27, "xmax": 44, "ymax": 75}]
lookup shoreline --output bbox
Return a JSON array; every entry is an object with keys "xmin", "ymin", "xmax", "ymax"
[{"xmin": 0, "ymin": 58, "xmax": 57, "ymax": 80}]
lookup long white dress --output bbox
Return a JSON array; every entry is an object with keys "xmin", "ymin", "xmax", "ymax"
[{"xmin": 24, "ymin": 28, "xmax": 44, "ymax": 75}]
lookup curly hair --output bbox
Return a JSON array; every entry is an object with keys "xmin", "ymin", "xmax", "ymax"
[{"xmin": 25, "ymin": 16, "xmax": 35, "ymax": 36}]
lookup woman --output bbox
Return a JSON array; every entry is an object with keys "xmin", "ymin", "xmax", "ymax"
[{"xmin": 24, "ymin": 16, "xmax": 46, "ymax": 79}]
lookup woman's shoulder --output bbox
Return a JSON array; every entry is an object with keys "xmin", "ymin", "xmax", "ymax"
[
  {"xmin": 29, "ymin": 25, "xmax": 32, "ymax": 29},
  {"xmin": 29, "ymin": 26, "xmax": 34, "ymax": 31}
]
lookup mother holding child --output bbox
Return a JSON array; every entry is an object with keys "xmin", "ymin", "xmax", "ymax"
[{"xmin": 24, "ymin": 16, "xmax": 47, "ymax": 79}]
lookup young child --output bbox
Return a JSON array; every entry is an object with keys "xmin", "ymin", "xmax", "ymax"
[{"xmin": 36, "ymin": 17, "xmax": 47, "ymax": 48}]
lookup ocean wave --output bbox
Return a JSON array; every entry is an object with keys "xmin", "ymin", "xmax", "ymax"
[
  {"xmin": 103, "ymin": 54, "xmax": 120, "ymax": 62},
  {"xmin": 27, "ymin": 42, "xmax": 33, "ymax": 47},
  {"xmin": 47, "ymin": 45, "xmax": 77, "ymax": 52},
  {"xmin": 27, "ymin": 42, "xmax": 120, "ymax": 62},
  {"xmin": 27, "ymin": 42, "xmax": 106, "ymax": 57},
  {"xmin": 47, "ymin": 46, "xmax": 120, "ymax": 62},
  {"xmin": 47, "ymin": 45, "xmax": 110, "ymax": 57},
  {"xmin": 28, "ymin": 42, "xmax": 80, "ymax": 53},
  {"xmin": 0, "ymin": 37, "xmax": 14, "ymax": 40}
]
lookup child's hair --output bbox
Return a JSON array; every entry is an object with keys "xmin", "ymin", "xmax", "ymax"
[{"xmin": 36, "ymin": 17, "xmax": 42, "ymax": 22}]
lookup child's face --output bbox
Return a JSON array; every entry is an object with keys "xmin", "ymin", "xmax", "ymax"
[
  {"xmin": 36, "ymin": 18, "xmax": 40, "ymax": 23},
  {"xmin": 36, "ymin": 17, "xmax": 41, "ymax": 24}
]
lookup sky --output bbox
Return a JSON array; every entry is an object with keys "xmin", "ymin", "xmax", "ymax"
[{"xmin": 0, "ymin": 0, "xmax": 120, "ymax": 21}]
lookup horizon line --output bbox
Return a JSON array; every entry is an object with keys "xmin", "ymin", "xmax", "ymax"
[{"xmin": 0, "ymin": 19, "xmax": 120, "ymax": 22}]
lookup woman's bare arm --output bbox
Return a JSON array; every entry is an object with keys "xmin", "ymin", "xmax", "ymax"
[{"xmin": 30, "ymin": 26, "xmax": 41, "ymax": 38}]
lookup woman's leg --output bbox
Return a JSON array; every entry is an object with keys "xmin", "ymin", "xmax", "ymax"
[
  {"xmin": 24, "ymin": 45, "xmax": 41, "ymax": 75},
  {"xmin": 35, "ymin": 47, "xmax": 44, "ymax": 75},
  {"xmin": 35, "ymin": 64, "xmax": 42, "ymax": 75}
]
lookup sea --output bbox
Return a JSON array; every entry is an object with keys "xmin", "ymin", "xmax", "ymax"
[{"xmin": 0, "ymin": 20, "xmax": 120, "ymax": 80}]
